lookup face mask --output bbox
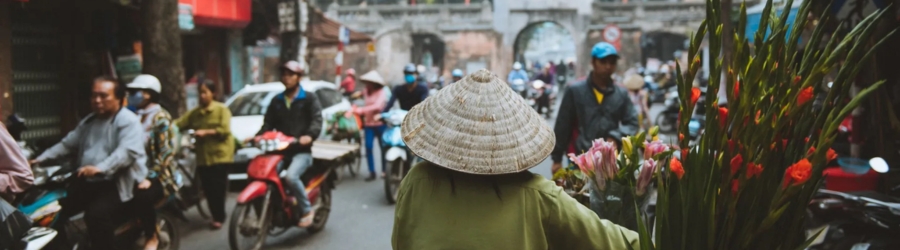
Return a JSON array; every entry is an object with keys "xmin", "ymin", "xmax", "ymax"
[
  {"xmin": 126, "ymin": 91, "xmax": 143, "ymax": 112},
  {"xmin": 404, "ymin": 75, "xmax": 416, "ymax": 85}
]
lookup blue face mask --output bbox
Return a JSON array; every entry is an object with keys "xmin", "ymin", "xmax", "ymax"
[
  {"xmin": 404, "ymin": 75, "xmax": 416, "ymax": 85},
  {"xmin": 126, "ymin": 91, "xmax": 143, "ymax": 112}
]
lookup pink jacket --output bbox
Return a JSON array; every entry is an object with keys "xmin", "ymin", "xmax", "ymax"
[
  {"xmin": 355, "ymin": 87, "xmax": 387, "ymax": 127},
  {"xmin": 0, "ymin": 124, "xmax": 33, "ymax": 201}
]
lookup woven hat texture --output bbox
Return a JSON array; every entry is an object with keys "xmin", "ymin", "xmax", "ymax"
[{"xmin": 401, "ymin": 69, "xmax": 555, "ymax": 175}]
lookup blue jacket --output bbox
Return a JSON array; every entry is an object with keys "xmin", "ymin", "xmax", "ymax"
[{"xmin": 507, "ymin": 69, "xmax": 529, "ymax": 83}]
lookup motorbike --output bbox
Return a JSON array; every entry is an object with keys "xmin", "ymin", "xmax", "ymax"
[
  {"xmin": 229, "ymin": 131, "xmax": 336, "ymax": 250},
  {"xmin": 381, "ymin": 110, "xmax": 410, "ymax": 204},
  {"xmin": 16, "ymin": 166, "xmax": 183, "ymax": 250},
  {"xmin": 807, "ymin": 158, "xmax": 899, "ymax": 250},
  {"xmin": 655, "ymin": 87, "xmax": 679, "ymax": 133},
  {"xmin": 510, "ymin": 79, "xmax": 528, "ymax": 98},
  {"xmin": 528, "ymin": 81, "xmax": 556, "ymax": 118}
]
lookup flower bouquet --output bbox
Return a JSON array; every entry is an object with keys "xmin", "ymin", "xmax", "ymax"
[
  {"xmin": 567, "ymin": 127, "xmax": 674, "ymax": 230},
  {"xmin": 628, "ymin": 0, "xmax": 893, "ymax": 249}
]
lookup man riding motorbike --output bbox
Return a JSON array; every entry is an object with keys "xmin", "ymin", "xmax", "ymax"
[
  {"xmin": 253, "ymin": 61, "xmax": 323, "ymax": 228},
  {"xmin": 383, "ymin": 64, "xmax": 429, "ymax": 113},
  {"xmin": 507, "ymin": 62, "xmax": 529, "ymax": 84},
  {"xmin": 33, "ymin": 76, "xmax": 147, "ymax": 249},
  {"xmin": 451, "ymin": 69, "xmax": 464, "ymax": 83}
]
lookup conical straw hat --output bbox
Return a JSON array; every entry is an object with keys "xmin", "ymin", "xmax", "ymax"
[
  {"xmin": 623, "ymin": 73, "xmax": 644, "ymax": 91},
  {"xmin": 401, "ymin": 69, "xmax": 555, "ymax": 175}
]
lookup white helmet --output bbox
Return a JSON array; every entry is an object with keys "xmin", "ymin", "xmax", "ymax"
[
  {"xmin": 513, "ymin": 62, "xmax": 522, "ymax": 70},
  {"xmin": 532, "ymin": 80, "xmax": 546, "ymax": 89},
  {"xmin": 416, "ymin": 65, "xmax": 427, "ymax": 74},
  {"xmin": 127, "ymin": 74, "xmax": 162, "ymax": 94}
]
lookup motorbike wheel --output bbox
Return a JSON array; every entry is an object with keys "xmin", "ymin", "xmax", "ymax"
[
  {"xmin": 384, "ymin": 160, "xmax": 405, "ymax": 204},
  {"xmin": 347, "ymin": 134, "xmax": 362, "ymax": 178},
  {"xmin": 228, "ymin": 195, "xmax": 272, "ymax": 250},
  {"xmin": 306, "ymin": 185, "xmax": 332, "ymax": 233},
  {"xmin": 656, "ymin": 114, "xmax": 675, "ymax": 133},
  {"xmin": 155, "ymin": 212, "xmax": 181, "ymax": 250}
]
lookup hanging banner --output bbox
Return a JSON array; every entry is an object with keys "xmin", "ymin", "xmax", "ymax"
[{"xmin": 178, "ymin": 3, "xmax": 195, "ymax": 31}]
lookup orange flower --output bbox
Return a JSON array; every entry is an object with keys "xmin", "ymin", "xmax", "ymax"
[
  {"xmin": 730, "ymin": 154, "xmax": 744, "ymax": 176},
  {"xmin": 827, "ymin": 148, "xmax": 838, "ymax": 161},
  {"xmin": 807, "ymin": 146, "xmax": 816, "ymax": 156},
  {"xmin": 691, "ymin": 87, "xmax": 701, "ymax": 105},
  {"xmin": 783, "ymin": 159, "xmax": 813, "ymax": 188},
  {"xmin": 793, "ymin": 75, "xmax": 802, "ymax": 85},
  {"xmin": 670, "ymin": 158, "xmax": 685, "ymax": 180},
  {"xmin": 679, "ymin": 133, "xmax": 685, "ymax": 141},
  {"xmin": 746, "ymin": 162, "xmax": 764, "ymax": 178},
  {"xmin": 797, "ymin": 87, "xmax": 814, "ymax": 106},
  {"xmin": 733, "ymin": 80, "xmax": 740, "ymax": 99},
  {"xmin": 718, "ymin": 107, "xmax": 729, "ymax": 128},
  {"xmin": 681, "ymin": 149, "xmax": 688, "ymax": 161},
  {"xmin": 732, "ymin": 179, "xmax": 740, "ymax": 196}
]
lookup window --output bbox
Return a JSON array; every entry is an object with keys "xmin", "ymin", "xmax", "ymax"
[
  {"xmin": 228, "ymin": 92, "xmax": 273, "ymax": 116},
  {"xmin": 315, "ymin": 88, "xmax": 342, "ymax": 108}
]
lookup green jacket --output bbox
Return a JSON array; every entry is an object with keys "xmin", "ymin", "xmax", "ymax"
[
  {"xmin": 175, "ymin": 101, "xmax": 235, "ymax": 166},
  {"xmin": 392, "ymin": 162, "xmax": 640, "ymax": 250}
]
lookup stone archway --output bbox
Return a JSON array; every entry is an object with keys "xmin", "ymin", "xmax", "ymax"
[
  {"xmin": 511, "ymin": 21, "xmax": 578, "ymax": 81},
  {"xmin": 373, "ymin": 27, "xmax": 448, "ymax": 84}
]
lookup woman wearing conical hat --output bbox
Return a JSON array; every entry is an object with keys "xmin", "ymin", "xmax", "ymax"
[{"xmin": 391, "ymin": 70, "xmax": 639, "ymax": 250}]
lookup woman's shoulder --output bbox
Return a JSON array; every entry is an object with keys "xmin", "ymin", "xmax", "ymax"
[{"xmin": 406, "ymin": 162, "xmax": 563, "ymax": 197}]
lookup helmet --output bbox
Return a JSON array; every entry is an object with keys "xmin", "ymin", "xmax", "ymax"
[
  {"xmin": 532, "ymin": 80, "xmax": 546, "ymax": 89},
  {"xmin": 403, "ymin": 64, "xmax": 417, "ymax": 74},
  {"xmin": 451, "ymin": 69, "xmax": 464, "ymax": 77},
  {"xmin": 513, "ymin": 62, "xmax": 522, "ymax": 70},
  {"xmin": 127, "ymin": 74, "xmax": 162, "ymax": 94},
  {"xmin": 416, "ymin": 65, "xmax": 427, "ymax": 74},
  {"xmin": 281, "ymin": 60, "xmax": 305, "ymax": 74},
  {"xmin": 591, "ymin": 42, "xmax": 619, "ymax": 60},
  {"xmin": 345, "ymin": 68, "xmax": 356, "ymax": 76}
]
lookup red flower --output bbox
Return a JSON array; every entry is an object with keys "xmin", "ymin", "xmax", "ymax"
[
  {"xmin": 746, "ymin": 162, "xmax": 764, "ymax": 178},
  {"xmin": 679, "ymin": 133, "xmax": 685, "ymax": 141},
  {"xmin": 681, "ymin": 149, "xmax": 688, "ymax": 161},
  {"xmin": 807, "ymin": 146, "xmax": 816, "ymax": 157},
  {"xmin": 793, "ymin": 75, "xmax": 802, "ymax": 85},
  {"xmin": 730, "ymin": 154, "xmax": 744, "ymax": 176},
  {"xmin": 733, "ymin": 80, "xmax": 740, "ymax": 99},
  {"xmin": 797, "ymin": 87, "xmax": 814, "ymax": 106},
  {"xmin": 755, "ymin": 110, "xmax": 761, "ymax": 124},
  {"xmin": 805, "ymin": 137, "xmax": 810, "ymax": 144},
  {"xmin": 691, "ymin": 87, "xmax": 701, "ymax": 105},
  {"xmin": 718, "ymin": 107, "xmax": 729, "ymax": 128},
  {"xmin": 782, "ymin": 139, "xmax": 788, "ymax": 149},
  {"xmin": 783, "ymin": 159, "xmax": 813, "ymax": 188},
  {"xmin": 670, "ymin": 158, "xmax": 685, "ymax": 180},
  {"xmin": 827, "ymin": 148, "xmax": 838, "ymax": 161},
  {"xmin": 732, "ymin": 179, "xmax": 740, "ymax": 196},
  {"xmin": 727, "ymin": 139, "xmax": 735, "ymax": 153}
]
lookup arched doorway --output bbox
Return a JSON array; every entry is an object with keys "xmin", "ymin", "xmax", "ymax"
[
  {"xmin": 411, "ymin": 33, "xmax": 445, "ymax": 82},
  {"xmin": 513, "ymin": 21, "xmax": 577, "ymax": 83}
]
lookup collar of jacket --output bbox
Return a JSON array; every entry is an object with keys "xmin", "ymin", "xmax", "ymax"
[
  {"xmin": 586, "ymin": 72, "xmax": 617, "ymax": 95},
  {"xmin": 275, "ymin": 85, "xmax": 307, "ymax": 101}
]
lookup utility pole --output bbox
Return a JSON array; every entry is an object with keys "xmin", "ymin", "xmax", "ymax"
[{"xmin": 141, "ymin": 0, "xmax": 187, "ymax": 116}]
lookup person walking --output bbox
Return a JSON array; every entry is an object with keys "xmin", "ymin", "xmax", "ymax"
[
  {"xmin": 125, "ymin": 74, "xmax": 180, "ymax": 250},
  {"xmin": 391, "ymin": 69, "xmax": 639, "ymax": 250},
  {"xmin": 551, "ymin": 42, "xmax": 639, "ymax": 225},
  {"xmin": 353, "ymin": 71, "xmax": 389, "ymax": 182},
  {"xmin": 623, "ymin": 74, "xmax": 651, "ymax": 130},
  {"xmin": 175, "ymin": 80, "xmax": 235, "ymax": 230},
  {"xmin": 34, "ymin": 76, "xmax": 147, "ymax": 249},
  {"xmin": 340, "ymin": 68, "xmax": 357, "ymax": 97}
]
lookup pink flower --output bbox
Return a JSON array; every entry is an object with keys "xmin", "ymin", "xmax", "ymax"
[
  {"xmin": 592, "ymin": 139, "xmax": 619, "ymax": 181},
  {"xmin": 567, "ymin": 153, "xmax": 593, "ymax": 176},
  {"xmin": 636, "ymin": 159, "xmax": 657, "ymax": 196},
  {"xmin": 643, "ymin": 140, "xmax": 670, "ymax": 160}
]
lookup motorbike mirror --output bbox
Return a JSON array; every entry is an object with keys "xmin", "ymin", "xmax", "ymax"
[{"xmin": 870, "ymin": 157, "xmax": 889, "ymax": 173}]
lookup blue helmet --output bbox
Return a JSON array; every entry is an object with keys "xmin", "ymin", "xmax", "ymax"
[
  {"xmin": 591, "ymin": 42, "xmax": 619, "ymax": 60},
  {"xmin": 403, "ymin": 64, "xmax": 417, "ymax": 74},
  {"xmin": 451, "ymin": 69, "xmax": 464, "ymax": 77}
]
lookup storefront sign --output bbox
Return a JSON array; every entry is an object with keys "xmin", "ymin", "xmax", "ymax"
[
  {"xmin": 278, "ymin": 1, "xmax": 297, "ymax": 32},
  {"xmin": 178, "ymin": 3, "xmax": 195, "ymax": 31},
  {"xmin": 115, "ymin": 54, "xmax": 142, "ymax": 84}
]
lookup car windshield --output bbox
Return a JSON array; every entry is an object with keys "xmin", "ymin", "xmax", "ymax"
[
  {"xmin": 228, "ymin": 91, "xmax": 271, "ymax": 116},
  {"xmin": 315, "ymin": 88, "xmax": 341, "ymax": 108}
]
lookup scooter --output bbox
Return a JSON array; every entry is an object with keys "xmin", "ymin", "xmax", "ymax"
[
  {"xmin": 655, "ymin": 87, "xmax": 679, "ymax": 133},
  {"xmin": 16, "ymin": 166, "xmax": 183, "ymax": 250},
  {"xmin": 807, "ymin": 158, "xmax": 900, "ymax": 250},
  {"xmin": 381, "ymin": 110, "xmax": 410, "ymax": 204},
  {"xmin": 510, "ymin": 79, "xmax": 528, "ymax": 98},
  {"xmin": 229, "ymin": 131, "xmax": 336, "ymax": 250}
]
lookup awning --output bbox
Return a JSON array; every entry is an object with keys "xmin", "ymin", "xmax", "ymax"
[
  {"xmin": 179, "ymin": 0, "xmax": 251, "ymax": 29},
  {"xmin": 306, "ymin": 7, "xmax": 372, "ymax": 47}
]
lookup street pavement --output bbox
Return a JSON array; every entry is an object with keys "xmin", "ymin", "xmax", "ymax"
[{"xmin": 180, "ymin": 93, "xmax": 668, "ymax": 249}]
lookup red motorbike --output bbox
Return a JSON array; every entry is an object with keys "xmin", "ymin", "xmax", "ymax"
[{"xmin": 228, "ymin": 131, "xmax": 335, "ymax": 250}]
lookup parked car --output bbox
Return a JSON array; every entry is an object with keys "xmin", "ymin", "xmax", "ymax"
[{"xmin": 225, "ymin": 80, "xmax": 351, "ymax": 181}]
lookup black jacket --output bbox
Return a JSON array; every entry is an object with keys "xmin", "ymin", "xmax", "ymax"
[
  {"xmin": 257, "ymin": 89, "xmax": 323, "ymax": 152},
  {"xmin": 551, "ymin": 74, "xmax": 638, "ymax": 163}
]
